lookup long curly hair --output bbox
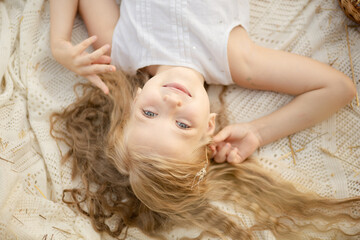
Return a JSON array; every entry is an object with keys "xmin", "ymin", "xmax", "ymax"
[{"xmin": 50, "ymin": 70, "xmax": 360, "ymax": 239}]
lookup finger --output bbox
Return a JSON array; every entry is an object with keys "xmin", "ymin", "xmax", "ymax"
[
  {"xmin": 214, "ymin": 143, "xmax": 232, "ymax": 163},
  {"xmin": 227, "ymin": 148, "xmax": 240, "ymax": 163},
  {"xmin": 79, "ymin": 64, "xmax": 116, "ymax": 76},
  {"xmin": 209, "ymin": 144, "xmax": 217, "ymax": 157},
  {"xmin": 78, "ymin": 44, "xmax": 111, "ymax": 66},
  {"xmin": 213, "ymin": 126, "xmax": 232, "ymax": 143},
  {"xmin": 86, "ymin": 74, "xmax": 109, "ymax": 94},
  {"xmin": 92, "ymin": 55, "xmax": 112, "ymax": 64},
  {"xmin": 75, "ymin": 35, "xmax": 98, "ymax": 55},
  {"xmin": 212, "ymin": 142, "xmax": 226, "ymax": 158}
]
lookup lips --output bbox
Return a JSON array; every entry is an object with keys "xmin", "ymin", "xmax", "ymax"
[{"xmin": 163, "ymin": 83, "xmax": 192, "ymax": 97}]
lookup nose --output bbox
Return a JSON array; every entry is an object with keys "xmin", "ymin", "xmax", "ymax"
[{"xmin": 163, "ymin": 94, "xmax": 182, "ymax": 107}]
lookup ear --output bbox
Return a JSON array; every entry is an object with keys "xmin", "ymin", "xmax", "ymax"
[
  {"xmin": 134, "ymin": 87, "xmax": 142, "ymax": 102},
  {"xmin": 206, "ymin": 113, "xmax": 217, "ymax": 136},
  {"xmin": 136, "ymin": 87, "xmax": 142, "ymax": 96}
]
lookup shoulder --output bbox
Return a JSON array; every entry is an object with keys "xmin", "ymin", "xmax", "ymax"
[{"xmin": 227, "ymin": 26, "xmax": 257, "ymax": 86}]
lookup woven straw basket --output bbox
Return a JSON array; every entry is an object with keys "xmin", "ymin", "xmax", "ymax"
[{"xmin": 338, "ymin": 0, "xmax": 360, "ymax": 24}]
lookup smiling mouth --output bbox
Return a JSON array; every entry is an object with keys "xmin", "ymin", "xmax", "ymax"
[{"xmin": 163, "ymin": 83, "xmax": 192, "ymax": 97}]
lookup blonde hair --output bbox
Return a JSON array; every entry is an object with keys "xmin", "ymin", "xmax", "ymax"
[{"xmin": 51, "ymin": 71, "xmax": 360, "ymax": 239}]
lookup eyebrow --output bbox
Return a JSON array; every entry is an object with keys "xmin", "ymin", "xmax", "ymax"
[{"xmin": 133, "ymin": 112, "xmax": 197, "ymax": 139}]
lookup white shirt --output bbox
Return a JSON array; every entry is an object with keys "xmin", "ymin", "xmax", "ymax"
[{"xmin": 111, "ymin": 0, "xmax": 250, "ymax": 85}]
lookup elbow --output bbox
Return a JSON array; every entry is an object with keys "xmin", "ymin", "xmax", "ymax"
[
  {"xmin": 331, "ymin": 75, "xmax": 357, "ymax": 106},
  {"xmin": 349, "ymin": 85, "xmax": 357, "ymax": 104},
  {"xmin": 342, "ymin": 77, "xmax": 357, "ymax": 104}
]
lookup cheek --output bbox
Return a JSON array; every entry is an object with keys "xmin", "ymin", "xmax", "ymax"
[
  {"xmin": 194, "ymin": 96, "xmax": 210, "ymax": 114},
  {"xmin": 186, "ymin": 102, "xmax": 209, "ymax": 122},
  {"xmin": 137, "ymin": 91, "xmax": 161, "ymax": 106},
  {"xmin": 194, "ymin": 90, "xmax": 210, "ymax": 112}
]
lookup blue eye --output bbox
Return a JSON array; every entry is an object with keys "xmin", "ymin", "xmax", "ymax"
[
  {"xmin": 176, "ymin": 121, "xmax": 190, "ymax": 129},
  {"xmin": 143, "ymin": 110, "xmax": 157, "ymax": 117}
]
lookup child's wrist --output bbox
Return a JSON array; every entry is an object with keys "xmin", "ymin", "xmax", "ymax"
[
  {"xmin": 50, "ymin": 39, "xmax": 71, "ymax": 60},
  {"xmin": 248, "ymin": 121, "xmax": 265, "ymax": 148}
]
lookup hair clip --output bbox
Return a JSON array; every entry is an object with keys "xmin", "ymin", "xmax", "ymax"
[
  {"xmin": 191, "ymin": 163, "xmax": 207, "ymax": 189},
  {"xmin": 196, "ymin": 163, "xmax": 207, "ymax": 180},
  {"xmin": 191, "ymin": 148, "xmax": 209, "ymax": 189}
]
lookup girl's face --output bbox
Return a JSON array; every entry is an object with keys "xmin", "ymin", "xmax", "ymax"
[{"xmin": 126, "ymin": 67, "xmax": 216, "ymax": 160}]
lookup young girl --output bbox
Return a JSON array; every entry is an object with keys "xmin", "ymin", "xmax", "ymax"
[{"xmin": 50, "ymin": 0, "xmax": 360, "ymax": 239}]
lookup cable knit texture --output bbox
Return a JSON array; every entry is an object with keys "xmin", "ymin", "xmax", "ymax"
[{"xmin": 0, "ymin": 0, "xmax": 359, "ymax": 239}]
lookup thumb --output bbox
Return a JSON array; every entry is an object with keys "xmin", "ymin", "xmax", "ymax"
[
  {"xmin": 213, "ymin": 126, "xmax": 232, "ymax": 143},
  {"xmin": 86, "ymin": 74, "xmax": 109, "ymax": 95}
]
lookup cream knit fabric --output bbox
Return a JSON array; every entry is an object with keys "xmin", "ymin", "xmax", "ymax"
[{"xmin": 0, "ymin": 0, "xmax": 359, "ymax": 239}]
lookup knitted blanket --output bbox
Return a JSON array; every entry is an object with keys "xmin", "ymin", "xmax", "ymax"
[{"xmin": 0, "ymin": 0, "xmax": 359, "ymax": 239}]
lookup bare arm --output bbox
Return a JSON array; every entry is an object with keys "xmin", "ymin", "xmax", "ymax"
[
  {"xmin": 50, "ymin": 0, "xmax": 78, "ymax": 50},
  {"xmin": 213, "ymin": 26, "xmax": 356, "ymax": 163},
  {"xmin": 78, "ymin": 0, "xmax": 119, "ymax": 52},
  {"xmin": 49, "ymin": 0, "xmax": 117, "ymax": 93}
]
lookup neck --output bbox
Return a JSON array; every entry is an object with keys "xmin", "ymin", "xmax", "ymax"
[{"xmin": 146, "ymin": 65, "xmax": 205, "ymax": 85}]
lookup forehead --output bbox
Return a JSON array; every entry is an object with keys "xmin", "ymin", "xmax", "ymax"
[{"xmin": 125, "ymin": 116, "xmax": 203, "ymax": 160}]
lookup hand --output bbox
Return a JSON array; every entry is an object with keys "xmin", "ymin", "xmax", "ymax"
[
  {"xmin": 212, "ymin": 123, "xmax": 262, "ymax": 164},
  {"xmin": 51, "ymin": 35, "xmax": 116, "ymax": 94}
]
